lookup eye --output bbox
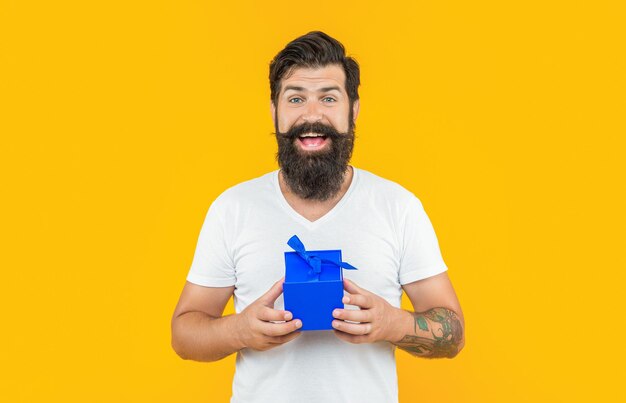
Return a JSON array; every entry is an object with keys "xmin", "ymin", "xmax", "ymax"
[
  {"xmin": 322, "ymin": 97, "xmax": 336, "ymax": 102},
  {"xmin": 288, "ymin": 97, "xmax": 304, "ymax": 104}
]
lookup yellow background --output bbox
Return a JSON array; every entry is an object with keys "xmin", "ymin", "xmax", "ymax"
[{"xmin": 1, "ymin": 0, "xmax": 624, "ymax": 401}]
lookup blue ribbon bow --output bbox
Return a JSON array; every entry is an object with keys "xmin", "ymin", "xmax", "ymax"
[{"xmin": 287, "ymin": 235, "xmax": 358, "ymax": 278}]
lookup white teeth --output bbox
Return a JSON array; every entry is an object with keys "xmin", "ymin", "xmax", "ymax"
[{"xmin": 299, "ymin": 133, "xmax": 324, "ymax": 138}]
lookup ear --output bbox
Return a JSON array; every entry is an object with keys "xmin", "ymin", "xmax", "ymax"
[
  {"xmin": 270, "ymin": 100, "xmax": 276, "ymax": 127},
  {"xmin": 352, "ymin": 99, "xmax": 360, "ymax": 122}
]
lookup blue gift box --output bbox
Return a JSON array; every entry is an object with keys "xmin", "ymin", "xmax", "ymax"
[{"xmin": 283, "ymin": 235, "xmax": 357, "ymax": 331}]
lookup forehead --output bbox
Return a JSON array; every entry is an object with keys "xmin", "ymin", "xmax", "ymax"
[{"xmin": 280, "ymin": 65, "xmax": 346, "ymax": 93}]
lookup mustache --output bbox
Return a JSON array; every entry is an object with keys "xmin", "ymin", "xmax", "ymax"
[{"xmin": 276, "ymin": 122, "xmax": 345, "ymax": 140}]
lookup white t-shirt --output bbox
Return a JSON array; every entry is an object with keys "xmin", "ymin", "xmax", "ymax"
[{"xmin": 187, "ymin": 167, "xmax": 448, "ymax": 403}]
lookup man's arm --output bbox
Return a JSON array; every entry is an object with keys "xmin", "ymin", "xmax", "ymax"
[
  {"xmin": 171, "ymin": 278, "xmax": 302, "ymax": 362},
  {"xmin": 393, "ymin": 272, "xmax": 465, "ymax": 358},
  {"xmin": 331, "ymin": 272, "xmax": 465, "ymax": 359}
]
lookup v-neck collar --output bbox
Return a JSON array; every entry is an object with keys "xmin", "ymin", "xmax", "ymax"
[{"xmin": 273, "ymin": 166, "xmax": 359, "ymax": 230}]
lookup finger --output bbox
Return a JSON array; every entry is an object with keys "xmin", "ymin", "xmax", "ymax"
[
  {"xmin": 331, "ymin": 319, "xmax": 371, "ymax": 335},
  {"xmin": 342, "ymin": 292, "xmax": 373, "ymax": 309},
  {"xmin": 332, "ymin": 308, "xmax": 371, "ymax": 323},
  {"xmin": 261, "ymin": 319, "xmax": 302, "ymax": 337},
  {"xmin": 258, "ymin": 277, "xmax": 285, "ymax": 306},
  {"xmin": 258, "ymin": 306, "xmax": 293, "ymax": 322},
  {"xmin": 268, "ymin": 331, "xmax": 302, "ymax": 345},
  {"xmin": 333, "ymin": 330, "xmax": 368, "ymax": 344},
  {"xmin": 343, "ymin": 278, "xmax": 371, "ymax": 295}
]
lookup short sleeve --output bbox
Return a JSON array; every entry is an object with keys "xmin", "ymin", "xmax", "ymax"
[
  {"xmin": 398, "ymin": 195, "xmax": 448, "ymax": 285},
  {"xmin": 186, "ymin": 197, "xmax": 236, "ymax": 287}
]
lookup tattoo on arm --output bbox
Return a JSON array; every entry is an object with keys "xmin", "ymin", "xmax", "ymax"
[
  {"xmin": 395, "ymin": 307, "xmax": 464, "ymax": 359},
  {"xmin": 415, "ymin": 316, "xmax": 429, "ymax": 332}
]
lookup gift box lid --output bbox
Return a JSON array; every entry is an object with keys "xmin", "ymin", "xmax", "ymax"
[
  {"xmin": 283, "ymin": 235, "xmax": 357, "ymax": 282},
  {"xmin": 285, "ymin": 249, "xmax": 343, "ymax": 283}
]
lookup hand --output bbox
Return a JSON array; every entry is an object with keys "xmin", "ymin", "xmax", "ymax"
[
  {"xmin": 332, "ymin": 278, "xmax": 404, "ymax": 344},
  {"xmin": 235, "ymin": 278, "xmax": 302, "ymax": 351}
]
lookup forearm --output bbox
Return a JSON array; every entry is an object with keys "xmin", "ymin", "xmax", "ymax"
[
  {"xmin": 391, "ymin": 307, "xmax": 464, "ymax": 359},
  {"xmin": 171, "ymin": 311, "xmax": 244, "ymax": 362}
]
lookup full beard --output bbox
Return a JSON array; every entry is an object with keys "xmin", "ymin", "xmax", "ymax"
[{"xmin": 275, "ymin": 118, "xmax": 355, "ymax": 201}]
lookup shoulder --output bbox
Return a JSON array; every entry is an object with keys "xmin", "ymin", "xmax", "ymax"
[
  {"xmin": 354, "ymin": 167, "xmax": 422, "ymax": 207},
  {"xmin": 209, "ymin": 170, "xmax": 277, "ymax": 212}
]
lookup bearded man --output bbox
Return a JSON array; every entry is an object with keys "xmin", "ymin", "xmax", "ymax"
[{"xmin": 172, "ymin": 31, "xmax": 465, "ymax": 403}]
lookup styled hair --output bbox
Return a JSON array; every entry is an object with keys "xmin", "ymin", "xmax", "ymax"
[{"xmin": 269, "ymin": 31, "xmax": 360, "ymax": 106}]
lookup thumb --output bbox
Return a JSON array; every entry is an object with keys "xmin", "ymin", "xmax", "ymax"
[{"xmin": 259, "ymin": 277, "xmax": 285, "ymax": 306}]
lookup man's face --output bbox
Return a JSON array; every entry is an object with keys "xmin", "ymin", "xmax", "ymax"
[
  {"xmin": 271, "ymin": 65, "xmax": 359, "ymax": 153},
  {"xmin": 271, "ymin": 65, "xmax": 359, "ymax": 154},
  {"xmin": 271, "ymin": 65, "xmax": 360, "ymax": 201}
]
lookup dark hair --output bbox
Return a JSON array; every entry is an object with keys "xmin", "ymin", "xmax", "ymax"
[{"xmin": 269, "ymin": 31, "xmax": 360, "ymax": 107}]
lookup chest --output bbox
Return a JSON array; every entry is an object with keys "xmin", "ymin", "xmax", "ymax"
[{"xmin": 228, "ymin": 206, "xmax": 404, "ymax": 312}]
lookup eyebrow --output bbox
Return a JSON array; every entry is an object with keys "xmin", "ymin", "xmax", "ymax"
[{"xmin": 283, "ymin": 85, "xmax": 342, "ymax": 93}]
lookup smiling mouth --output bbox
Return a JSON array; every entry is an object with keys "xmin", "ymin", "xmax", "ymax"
[{"xmin": 297, "ymin": 133, "xmax": 329, "ymax": 149}]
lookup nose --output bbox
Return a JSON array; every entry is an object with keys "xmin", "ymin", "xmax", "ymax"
[{"xmin": 301, "ymin": 101, "xmax": 323, "ymax": 124}]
